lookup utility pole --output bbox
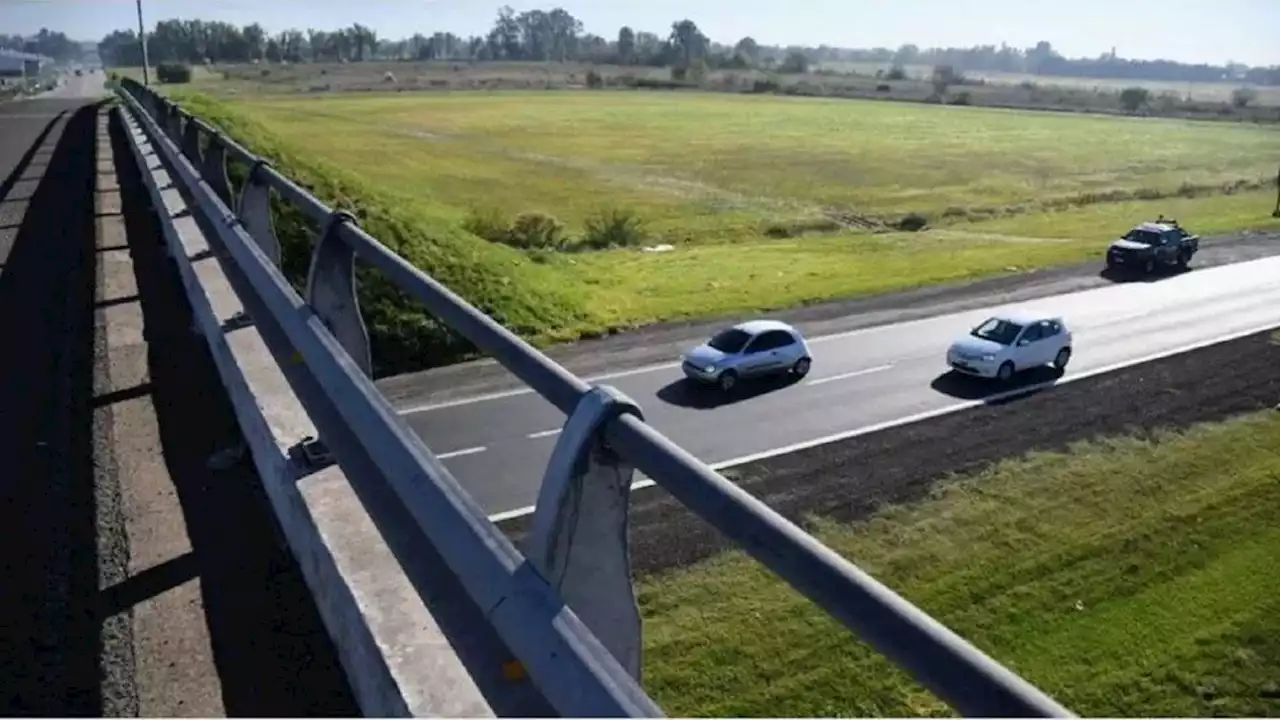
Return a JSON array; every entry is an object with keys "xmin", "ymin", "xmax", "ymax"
[{"xmin": 136, "ymin": 0, "xmax": 150, "ymax": 85}]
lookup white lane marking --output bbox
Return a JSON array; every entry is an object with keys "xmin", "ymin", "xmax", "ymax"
[
  {"xmin": 436, "ymin": 445, "xmax": 487, "ymax": 460},
  {"xmin": 484, "ymin": 318, "xmax": 1280, "ymax": 525},
  {"xmin": 527, "ymin": 428, "xmax": 562, "ymax": 440},
  {"xmin": 805, "ymin": 364, "xmax": 894, "ymax": 386},
  {"xmin": 398, "ymin": 359, "xmax": 681, "ymax": 414}
]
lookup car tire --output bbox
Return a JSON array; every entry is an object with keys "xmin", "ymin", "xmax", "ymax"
[
  {"xmin": 718, "ymin": 370, "xmax": 738, "ymax": 393},
  {"xmin": 1176, "ymin": 252, "xmax": 1189, "ymax": 269},
  {"xmin": 1054, "ymin": 346, "xmax": 1072, "ymax": 370},
  {"xmin": 792, "ymin": 357, "xmax": 812, "ymax": 378},
  {"xmin": 996, "ymin": 361, "xmax": 1015, "ymax": 383}
]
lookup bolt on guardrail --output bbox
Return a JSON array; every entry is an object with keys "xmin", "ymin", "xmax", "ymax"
[{"xmin": 112, "ymin": 77, "xmax": 1075, "ymax": 719}]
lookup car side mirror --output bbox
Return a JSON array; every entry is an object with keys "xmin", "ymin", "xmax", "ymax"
[{"xmin": 1017, "ymin": 339, "xmax": 1030, "ymax": 346}]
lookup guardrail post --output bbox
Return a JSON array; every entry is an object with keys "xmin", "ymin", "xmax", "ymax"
[
  {"xmin": 201, "ymin": 135, "xmax": 234, "ymax": 208},
  {"xmin": 236, "ymin": 160, "xmax": 283, "ymax": 268},
  {"xmin": 524, "ymin": 385, "xmax": 645, "ymax": 680},
  {"xmin": 306, "ymin": 211, "xmax": 373, "ymax": 377},
  {"xmin": 181, "ymin": 117, "xmax": 203, "ymax": 167},
  {"xmin": 165, "ymin": 103, "xmax": 183, "ymax": 146}
]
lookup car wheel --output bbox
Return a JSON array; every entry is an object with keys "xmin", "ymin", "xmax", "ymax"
[
  {"xmin": 996, "ymin": 361, "xmax": 1015, "ymax": 383},
  {"xmin": 718, "ymin": 370, "xmax": 738, "ymax": 393},
  {"xmin": 792, "ymin": 357, "xmax": 812, "ymax": 378},
  {"xmin": 1176, "ymin": 252, "xmax": 1189, "ymax": 269},
  {"xmin": 1054, "ymin": 346, "xmax": 1072, "ymax": 370}
]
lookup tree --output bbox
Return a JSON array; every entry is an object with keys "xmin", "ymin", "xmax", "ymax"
[
  {"xmin": 1119, "ymin": 86, "xmax": 1150, "ymax": 112},
  {"xmin": 616, "ymin": 26, "xmax": 635, "ymax": 65},
  {"xmin": 668, "ymin": 19, "xmax": 707, "ymax": 69},
  {"xmin": 733, "ymin": 36, "xmax": 760, "ymax": 66},
  {"xmin": 778, "ymin": 50, "xmax": 809, "ymax": 74}
]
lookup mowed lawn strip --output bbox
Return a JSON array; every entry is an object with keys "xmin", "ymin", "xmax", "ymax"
[
  {"xmin": 637, "ymin": 410, "xmax": 1280, "ymax": 717},
  {"xmin": 162, "ymin": 89, "xmax": 1280, "ymax": 368}
]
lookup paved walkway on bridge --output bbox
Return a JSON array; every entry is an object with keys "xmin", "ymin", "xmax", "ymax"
[{"xmin": 0, "ymin": 76, "xmax": 356, "ymax": 716}]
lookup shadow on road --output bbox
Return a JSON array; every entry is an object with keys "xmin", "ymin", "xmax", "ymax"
[
  {"xmin": 0, "ymin": 102, "xmax": 104, "ymax": 715},
  {"xmin": 105, "ymin": 108, "xmax": 358, "ymax": 715},
  {"xmin": 1098, "ymin": 264, "xmax": 1192, "ymax": 284},
  {"xmin": 656, "ymin": 372, "xmax": 803, "ymax": 409},
  {"xmin": 930, "ymin": 365, "xmax": 1065, "ymax": 403}
]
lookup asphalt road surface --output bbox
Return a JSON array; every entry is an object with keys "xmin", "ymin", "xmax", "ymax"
[{"xmin": 402, "ymin": 253, "xmax": 1280, "ymax": 519}]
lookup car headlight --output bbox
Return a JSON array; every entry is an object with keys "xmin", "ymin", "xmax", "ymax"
[
  {"xmin": 703, "ymin": 365, "xmax": 716, "ymax": 373},
  {"xmin": 981, "ymin": 354, "xmax": 995, "ymax": 362}
]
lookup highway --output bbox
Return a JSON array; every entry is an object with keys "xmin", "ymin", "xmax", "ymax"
[{"xmin": 402, "ymin": 253, "xmax": 1280, "ymax": 519}]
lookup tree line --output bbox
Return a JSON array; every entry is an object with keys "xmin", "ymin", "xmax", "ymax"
[
  {"xmin": 0, "ymin": 29, "xmax": 81, "ymax": 61},
  {"xmin": 94, "ymin": 5, "xmax": 1280, "ymax": 86}
]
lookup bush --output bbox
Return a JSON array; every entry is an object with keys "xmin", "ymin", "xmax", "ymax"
[
  {"xmin": 897, "ymin": 212, "xmax": 929, "ymax": 232},
  {"xmin": 949, "ymin": 91, "xmax": 972, "ymax": 106},
  {"xmin": 885, "ymin": 65, "xmax": 907, "ymax": 81},
  {"xmin": 876, "ymin": 83, "xmax": 892, "ymax": 92},
  {"xmin": 1232, "ymin": 86, "xmax": 1257, "ymax": 108},
  {"xmin": 751, "ymin": 79, "xmax": 780, "ymax": 94},
  {"xmin": 462, "ymin": 206, "xmax": 511, "ymax": 244},
  {"xmin": 1119, "ymin": 86, "xmax": 1150, "ymax": 112},
  {"xmin": 507, "ymin": 212, "xmax": 566, "ymax": 250},
  {"xmin": 585, "ymin": 69, "xmax": 604, "ymax": 88},
  {"xmin": 778, "ymin": 51, "xmax": 810, "ymax": 74},
  {"xmin": 156, "ymin": 62, "xmax": 193, "ymax": 84},
  {"xmin": 579, "ymin": 208, "xmax": 646, "ymax": 250}
]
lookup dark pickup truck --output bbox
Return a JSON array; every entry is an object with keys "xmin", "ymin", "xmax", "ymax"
[{"xmin": 1105, "ymin": 219, "xmax": 1200, "ymax": 274}]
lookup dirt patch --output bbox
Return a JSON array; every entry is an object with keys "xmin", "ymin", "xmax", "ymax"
[{"xmin": 497, "ymin": 328, "xmax": 1280, "ymax": 576}]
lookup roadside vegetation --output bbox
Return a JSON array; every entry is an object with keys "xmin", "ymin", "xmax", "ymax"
[
  {"xmin": 163, "ymin": 86, "xmax": 1279, "ymax": 376},
  {"xmin": 637, "ymin": 409, "xmax": 1280, "ymax": 717}
]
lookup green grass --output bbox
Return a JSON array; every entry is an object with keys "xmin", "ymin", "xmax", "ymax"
[
  {"xmin": 163, "ymin": 88, "xmax": 1280, "ymax": 373},
  {"xmin": 638, "ymin": 411, "xmax": 1280, "ymax": 717}
]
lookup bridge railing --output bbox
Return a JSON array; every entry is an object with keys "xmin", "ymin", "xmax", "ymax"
[{"xmin": 112, "ymin": 76, "xmax": 1073, "ymax": 718}]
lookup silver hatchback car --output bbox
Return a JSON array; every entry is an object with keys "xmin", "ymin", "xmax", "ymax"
[{"xmin": 681, "ymin": 320, "xmax": 813, "ymax": 392}]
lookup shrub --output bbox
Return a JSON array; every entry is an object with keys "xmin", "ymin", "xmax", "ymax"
[
  {"xmin": 462, "ymin": 206, "xmax": 511, "ymax": 244},
  {"xmin": 751, "ymin": 79, "xmax": 780, "ymax": 94},
  {"xmin": 156, "ymin": 62, "xmax": 193, "ymax": 84},
  {"xmin": 585, "ymin": 69, "xmax": 604, "ymax": 88},
  {"xmin": 580, "ymin": 208, "xmax": 646, "ymax": 250},
  {"xmin": 507, "ymin": 212, "xmax": 566, "ymax": 250},
  {"xmin": 931, "ymin": 64, "xmax": 960, "ymax": 95},
  {"xmin": 1232, "ymin": 86, "xmax": 1257, "ymax": 108},
  {"xmin": 778, "ymin": 51, "xmax": 810, "ymax": 74},
  {"xmin": 876, "ymin": 83, "xmax": 892, "ymax": 92},
  {"xmin": 897, "ymin": 212, "xmax": 929, "ymax": 232},
  {"xmin": 1118, "ymin": 86, "xmax": 1150, "ymax": 112},
  {"xmin": 885, "ymin": 65, "xmax": 907, "ymax": 81},
  {"xmin": 949, "ymin": 91, "xmax": 972, "ymax": 105}
]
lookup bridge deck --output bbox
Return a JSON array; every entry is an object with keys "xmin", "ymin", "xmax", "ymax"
[{"xmin": 0, "ymin": 80, "xmax": 356, "ymax": 716}]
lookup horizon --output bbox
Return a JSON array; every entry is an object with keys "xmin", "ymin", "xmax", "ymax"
[{"xmin": 2, "ymin": 0, "xmax": 1278, "ymax": 68}]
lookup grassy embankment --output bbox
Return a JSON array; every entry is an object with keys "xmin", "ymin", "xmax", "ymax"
[
  {"xmin": 166, "ymin": 88, "xmax": 1280, "ymax": 376},
  {"xmin": 638, "ymin": 409, "xmax": 1280, "ymax": 717}
]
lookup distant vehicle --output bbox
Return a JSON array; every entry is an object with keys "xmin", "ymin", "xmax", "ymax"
[
  {"xmin": 74, "ymin": 68, "xmax": 83, "ymax": 76},
  {"xmin": 1105, "ymin": 218, "xmax": 1199, "ymax": 275},
  {"xmin": 946, "ymin": 311, "xmax": 1072, "ymax": 383},
  {"xmin": 681, "ymin": 319, "xmax": 812, "ymax": 392}
]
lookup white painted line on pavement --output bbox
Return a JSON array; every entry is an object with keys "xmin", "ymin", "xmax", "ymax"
[
  {"xmin": 398, "ymin": 359, "xmax": 682, "ymax": 414},
  {"xmin": 436, "ymin": 445, "xmax": 487, "ymax": 460},
  {"xmin": 484, "ymin": 318, "xmax": 1280, "ymax": 525},
  {"xmin": 806, "ymin": 364, "xmax": 894, "ymax": 386},
  {"xmin": 527, "ymin": 428, "xmax": 562, "ymax": 439}
]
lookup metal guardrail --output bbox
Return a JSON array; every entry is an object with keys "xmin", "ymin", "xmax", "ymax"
[{"xmin": 112, "ymin": 76, "xmax": 1075, "ymax": 718}]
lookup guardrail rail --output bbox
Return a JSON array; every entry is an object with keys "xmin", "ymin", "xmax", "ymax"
[{"xmin": 111, "ymin": 76, "xmax": 1076, "ymax": 718}]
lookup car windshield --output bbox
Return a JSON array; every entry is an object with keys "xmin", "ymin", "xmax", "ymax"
[
  {"xmin": 1122, "ymin": 228, "xmax": 1162, "ymax": 245},
  {"xmin": 707, "ymin": 328, "xmax": 752, "ymax": 353},
  {"xmin": 970, "ymin": 318, "xmax": 1024, "ymax": 346}
]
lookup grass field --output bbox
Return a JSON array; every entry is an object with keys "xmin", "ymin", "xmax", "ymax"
[
  {"xmin": 637, "ymin": 409, "xmax": 1280, "ymax": 717},
  {"xmin": 165, "ymin": 87, "xmax": 1280, "ymax": 373}
]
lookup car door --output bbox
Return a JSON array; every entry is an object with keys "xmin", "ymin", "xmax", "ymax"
[
  {"xmin": 739, "ymin": 332, "xmax": 779, "ymax": 377},
  {"xmin": 1160, "ymin": 230, "xmax": 1180, "ymax": 264},
  {"xmin": 1012, "ymin": 322, "xmax": 1045, "ymax": 367},
  {"xmin": 1038, "ymin": 320, "xmax": 1065, "ymax": 362}
]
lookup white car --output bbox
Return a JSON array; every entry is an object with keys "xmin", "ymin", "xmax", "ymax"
[{"xmin": 946, "ymin": 311, "xmax": 1073, "ymax": 382}]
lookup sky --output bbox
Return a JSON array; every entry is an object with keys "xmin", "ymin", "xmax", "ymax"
[{"xmin": 2, "ymin": 0, "xmax": 1278, "ymax": 67}]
